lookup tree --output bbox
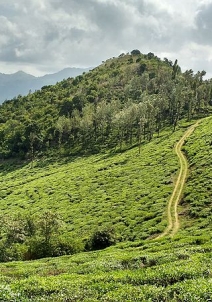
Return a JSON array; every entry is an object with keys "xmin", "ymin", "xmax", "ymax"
[
  {"xmin": 153, "ymin": 94, "xmax": 168, "ymax": 136},
  {"xmin": 171, "ymin": 78, "xmax": 185, "ymax": 131},
  {"xmin": 38, "ymin": 211, "xmax": 61, "ymax": 246},
  {"xmin": 123, "ymin": 103, "xmax": 137, "ymax": 145},
  {"xmin": 79, "ymin": 103, "xmax": 95, "ymax": 148},
  {"xmin": 113, "ymin": 110, "xmax": 127, "ymax": 151},
  {"xmin": 145, "ymin": 101, "xmax": 156, "ymax": 141},
  {"xmin": 29, "ymin": 211, "xmax": 62, "ymax": 258},
  {"xmin": 138, "ymin": 116, "xmax": 146, "ymax": 154},
  {"xmin": 172, "ymin": 59, "xmax": 180, "ymax": 80},
  {"xmin": 29, "ymin": 132, "xmax": 43, "ymax": 167},
  {"xmin": 163, "ymin": 57, "xmax": 173, "ymax": 66},
  {"xmin": 147, "ymin": 52, "xmax": 155, "ymax": 60},
  {"xmin": 55, "ymin": 116, "xmax": 72, "ymax": 149},
  {"xmin": 131, "ymin": 49, "xmax": 141, "ymax": 55}
]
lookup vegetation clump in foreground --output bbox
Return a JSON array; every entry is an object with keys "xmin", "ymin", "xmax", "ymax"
[{"xmin": 0, "ymin": 238, "xmax": 211, "ymax": 301}]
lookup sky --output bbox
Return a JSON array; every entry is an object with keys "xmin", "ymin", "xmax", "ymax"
[{"xmin": 1, "ymin": 0, "xmax": 212, "ymax": 77}]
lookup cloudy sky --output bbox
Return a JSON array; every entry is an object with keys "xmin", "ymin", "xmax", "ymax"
[{"xmin": 1, "ymin": 0, "xmax": 212, "ymax": 77}]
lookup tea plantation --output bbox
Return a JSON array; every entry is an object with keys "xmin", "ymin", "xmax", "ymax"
[{"xmin": 0, "ymin": 117, "xmax": 212, "ymax": 301}]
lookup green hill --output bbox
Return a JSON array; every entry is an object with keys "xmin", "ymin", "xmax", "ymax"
[
  {"xmin": 0, "ymin": 51, "xmax": 211, "ymax": 159},
  {"xmin": 0, "ymin": 51, "xmax": 212, "ymax": 300}
]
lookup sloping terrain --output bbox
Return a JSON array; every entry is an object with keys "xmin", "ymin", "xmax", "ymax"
[
  {"xmin": 178, "ymin": 116, "xmax": 212, "ymax": 236},
  {"xmin": 0, "ymin": 119, "xmax": 211, "ymax": 301},
  {"xmin": 0, "ymin": 118, "xmax": 211, "ymax": 301},
  {"xmin": 0, "ymin": 237, "xmax": 211, "ymax": 301},
  {"xmin": 0, "ymin": 126, "xmax": 185, "ymax": 244},
  {"xmin": 0, "ymin": 52, "xmax": 212, "ymax": 300}
]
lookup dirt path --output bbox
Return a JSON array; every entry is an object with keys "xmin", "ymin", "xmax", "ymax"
[{"xmin": 157, "ymin": 120, "xmax": 201, "ymax": 239}]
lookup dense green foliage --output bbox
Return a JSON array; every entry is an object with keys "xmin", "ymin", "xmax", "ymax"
[
  {"xmin": 0, "ymin": 239, "xmax": 211, "ymax": 301},
  {"xmin": 0, "ymin": 52, "xmax": 211, "ymax": 159}
]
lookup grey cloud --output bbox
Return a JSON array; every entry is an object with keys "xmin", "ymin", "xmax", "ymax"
[
  {"xmin": 50, "ymin": 0, "xmax": 131, "ymax": 39},
  {"xmin": 0, "ymin": 0, "xmax": 211, "ymax": 75},
  {"xmin": 68, "ymin": 28, "xmax": 87, "ymax": 42},
  {"xmin": 193, "ymin": 3, "xmax": 212, "ymax": 45},
  {"xmin": 89, "ymin": 2, "xmax": 129, "ymax": 32},
  {"xmin": 0, "ymin": 0, "xmax": 191, "ymax": 65},
  {"xmin": 50, "ymin": 0, "xmax": 95, "ymax": 13}
]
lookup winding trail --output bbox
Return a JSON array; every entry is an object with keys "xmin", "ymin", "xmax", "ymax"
[{"xmin": 157, "ymin": 120, "xmax": 202, "ymax": 239}]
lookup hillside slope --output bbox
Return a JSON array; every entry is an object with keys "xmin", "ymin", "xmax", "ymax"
[
  {"xmin": 0, "ymin": 53, "xmax": 212, "ymax": 300},
  {"xmin": 0, "ymin": 234, "xmax": 211, "ymax": 301},
  {"xmin": 1, "ymin": 117, "xmax": 212, "ymax": 258},
  {"xmin": 178, "ymin": 116, "xmax": 212, "ymax": 236},
  {"xmin": 0, "ymin": 126, "xmax": 184, "ymax": 246},
  {"xmin": 0, "ymin": 51, "xmax": 211, "ymax": 159},
  {"xmin": 0, "ymin": 119, "xmax": 212, "ymax": 300}
]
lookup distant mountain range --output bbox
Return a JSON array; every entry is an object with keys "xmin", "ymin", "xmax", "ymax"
[{"xmin": 0, "ymin": 67, "xmax": 90, "ymax": 104}]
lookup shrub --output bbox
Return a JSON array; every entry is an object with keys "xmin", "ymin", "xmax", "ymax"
[
  {"xmin": 86, "ymin": 229, "xmax": 116, "ymax": 251},
  {"xmin": 50, "ymin": 236, "xmax": 83, "ymax": 257}
]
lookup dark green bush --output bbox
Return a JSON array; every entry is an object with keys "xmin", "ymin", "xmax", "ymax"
[{"xmin": 86, "ymin": 229, "xmax": 116, "ymax": 251}]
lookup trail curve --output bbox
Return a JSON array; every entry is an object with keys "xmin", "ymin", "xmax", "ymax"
[{"xmin": 156, "ymin": 119, "xmax": 202, "ymax": 239}]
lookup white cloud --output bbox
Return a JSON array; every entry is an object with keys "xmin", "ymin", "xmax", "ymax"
[{"xmin": 0, "ymin": 0, "xmax": 212, "ymax": 76}]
